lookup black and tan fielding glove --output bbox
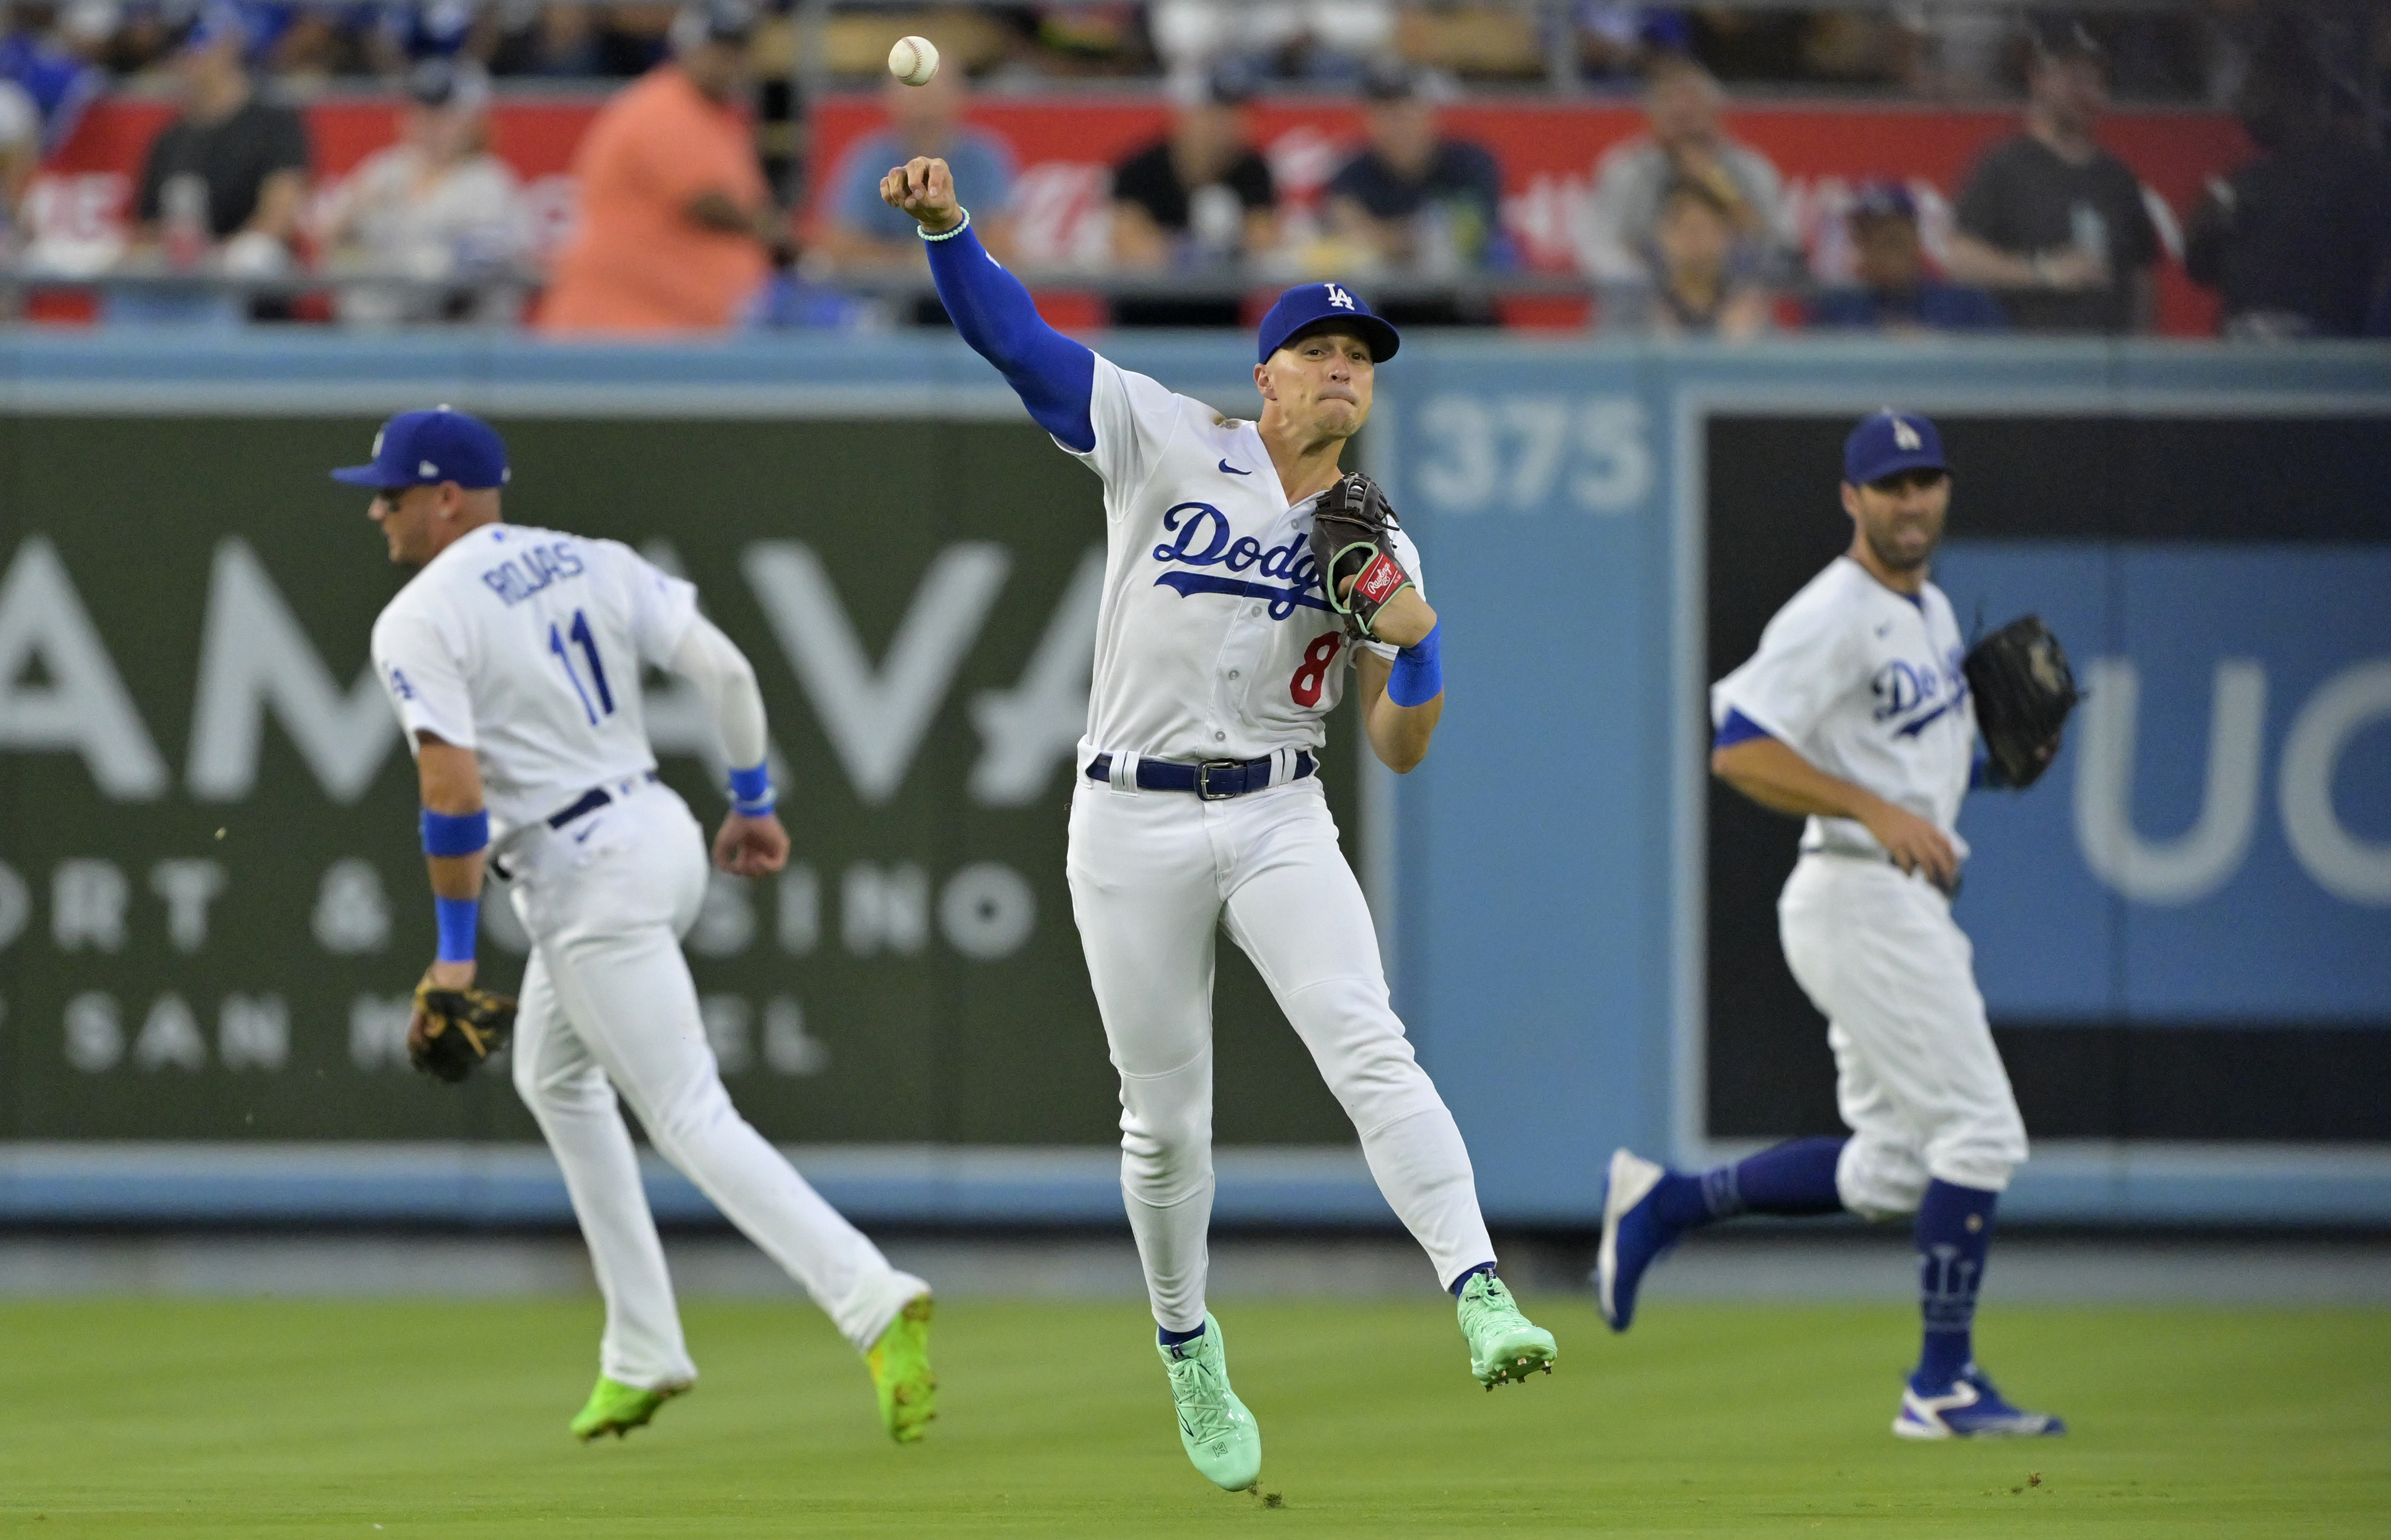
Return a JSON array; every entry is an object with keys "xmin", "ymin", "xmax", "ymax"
[
  {"xmin": 409, "ymin": 980, "xmax": 517, "ymax": 1084},
  {"xmin": 1308, "ymin": 471, "xmax": 1415, "ymax": 640},
  {"xmin": 1963, "ymin": 614, "xmax": 2079, "ymax": 790}
]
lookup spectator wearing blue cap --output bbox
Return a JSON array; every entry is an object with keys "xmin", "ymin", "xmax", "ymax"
[
  {"xmin": 1810, "ymin": 182, "xmax": 2007, "ymax": 334},
  {"xmin": 123, "ymin": 5, "xmax": 311, "ymax": 320}
]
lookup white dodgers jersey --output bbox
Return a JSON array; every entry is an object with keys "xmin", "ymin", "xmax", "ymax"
[
  {"xmin": 1069, "ymin": 355, "xmax": 1421, "ymax": 764},
  {"xmin": 371, "ymin": 523, "xmax": 698, "ymax": 831},
  {"xmin": 1710, "ymin": 556, "xmax": 1976, "ymax": 859}
]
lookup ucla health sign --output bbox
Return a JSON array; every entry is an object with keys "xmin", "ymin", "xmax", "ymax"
[{"xmin": 1940, "ymin": 543, "xmax": 2391, "ymax": 1022}]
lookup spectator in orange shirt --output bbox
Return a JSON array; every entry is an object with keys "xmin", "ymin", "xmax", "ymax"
[{"xmin": 539, "ymin": 0, "xmax": 786, "ymax": 334}]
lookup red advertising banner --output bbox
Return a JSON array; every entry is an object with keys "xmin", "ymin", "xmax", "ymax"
[{"xmin": 27, "ymin": 89, "xmax": 2245, "ymax": 333}]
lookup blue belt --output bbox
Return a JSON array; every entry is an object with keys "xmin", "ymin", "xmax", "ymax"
[
  {"xmin": 1083, "ymin": 751, "xmax": 1315, "ymax": 801},
  {"xmin": 548, "ymin": 770, "xmax": 660, "ymax": 829}
]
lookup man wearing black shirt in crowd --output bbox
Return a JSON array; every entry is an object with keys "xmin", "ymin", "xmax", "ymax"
[
  {"xmin": 1944, "ymin": 28, "xmax": 2157, "ymax": 334},
  {"xmin": 1108, "ymin": 64, "xmax": 1277, "ymax": 329},
  {"xmin": 131, "ymin": 5, "xmax": 310, "ymax": 320},
  {"xmin": 2185, "ymin": 38, "xmax": 2391, "ymax": 339},
  {"xmin": 1326, "ymin": 64, "xmax": 1505, "ymax": 329}
]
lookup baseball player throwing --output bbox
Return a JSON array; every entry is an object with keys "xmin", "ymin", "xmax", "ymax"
[
  {"xmin": 1598, "ymin": 411, "xmax": 2064, "ymax": 1439},
  {"xmin": 879, "ymin": 158, "xmax": 1555, "ymax": 1492},
  {"xmin": 343, "ymin": 408, "xmax": 937, "ymax": 1444}
]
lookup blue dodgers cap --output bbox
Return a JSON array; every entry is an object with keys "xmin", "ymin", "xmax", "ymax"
[
  {"xmin": 332, "ymin": 406, "xmax": 510, "ymax": 489},
  {"xmin": 1844, "ymin": 409, "xmax": 1948, "ymax": 485},
  {"xmin": 1256, "ymin": 281, "xmax": 1400, "ymax": 365}
]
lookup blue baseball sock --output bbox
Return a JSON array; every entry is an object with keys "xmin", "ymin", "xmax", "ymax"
[
  {"xmin": 1651, "ymin": 1136, "xmax": 1848, "ymax": 1231},
  {"xmin": 1158, "ymin": 1321, "xmax": 1205, "ymax": 1353},
  {"xmin": 1911, "ymin": 1178, "xmax": 1998, "ymax": 1393},
  {"xmin": 1449, "ymin": 1262, "xmax": 1498, "ymax": 1297}
]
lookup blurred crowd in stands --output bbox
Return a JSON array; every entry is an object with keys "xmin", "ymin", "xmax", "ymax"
[
  {"xmin": 1, "ymin": 0, "xmax": 2385, "ymax": 339},
  {"xmin": 0, "ymin": 0, "xmax": 2324, "ymax": 99}
]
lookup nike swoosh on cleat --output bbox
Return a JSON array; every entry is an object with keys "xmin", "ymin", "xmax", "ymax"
[{"xmin": 1219, "ymin": 459, "xmax": 1251, "ymax": 475}]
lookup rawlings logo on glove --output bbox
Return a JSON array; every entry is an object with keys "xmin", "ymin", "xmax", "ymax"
[{"xmin": 1309, "ymin": 472, "xmax": 1414, "ymax": 639}]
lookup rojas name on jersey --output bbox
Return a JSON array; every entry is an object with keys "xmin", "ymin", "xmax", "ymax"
[{"xmin": 480, "ymin": 540, "xmax": 588, "ymax": 607}]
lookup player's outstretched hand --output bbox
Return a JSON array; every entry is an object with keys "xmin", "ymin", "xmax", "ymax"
[
  {"xmin": 714, "ymin": 810, "xmax": 790, "ymax": 878},
  {"xmin": 1864, "ymin": 801, "xmax": 1960, "ymax": 894},
  {"xmin": 880, "ymin": 157, "xmax": 962, "ymax": 235}
]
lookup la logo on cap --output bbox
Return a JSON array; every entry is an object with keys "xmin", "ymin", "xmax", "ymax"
[
  {"xmin": 1893, "ymin": 417, "xmax": 1921, "ymax": 451},
  {"xmin": 419, "ymin": 459, "xmax": 439, "ymax": 477},
  {"xmin": 1326, "ymin": 283, "xmax": 1355, "ymax": 311}
]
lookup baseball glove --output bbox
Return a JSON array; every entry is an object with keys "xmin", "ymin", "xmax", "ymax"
[
  {"xmin": 1309, "ymin": 472, "xmax": 1415, "ymax": 640},
  {"xmin": 1963, "ymin": 614, "xmax": 2079, "ymax": 790},
  {"xmin": 409, "ymin": 979, "xmax": 517, "ymax": 1084}
]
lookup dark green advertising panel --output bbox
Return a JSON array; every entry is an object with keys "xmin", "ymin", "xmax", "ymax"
[{"xmin": 0, "ymin": 414, "xmax": 1360, "ymax": 1147}]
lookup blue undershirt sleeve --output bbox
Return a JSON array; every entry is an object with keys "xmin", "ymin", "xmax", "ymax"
[
  {"xmin": 924, "ymin": 217, "xmax": 1096, "ymax": 453},
  {"xmin": 1713, "ymin": 708, "xmax": 1774, "ymax": 751}
]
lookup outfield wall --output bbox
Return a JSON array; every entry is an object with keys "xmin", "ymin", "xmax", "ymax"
[{"xmin": 0, "ymin": 333, "xmax": 2384, "ymax": 1227}]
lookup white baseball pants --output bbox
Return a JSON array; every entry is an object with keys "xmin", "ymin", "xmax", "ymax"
[
  {"xmin": 1066, "ymin": 774, "xmax": 1495, "ymax": 1331},
  {"xmin": 503, "ymin": 781, "xmax": 926, "ymax": 1390},
  {"xmin": 1777, "ymin": 853, "xmax": 2030, "ymax": 1219}
]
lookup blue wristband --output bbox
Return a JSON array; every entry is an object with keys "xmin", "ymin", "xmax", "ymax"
[
  {"xmin": 1387, "ymin": 623, "xmax": 1444, "ymax": 708},
  {"xmin": 421, "ymin": 807, "xmax": 489, "ymax": 857},
  {"xmin": 434, "ymin": 896, "xmax": 479, "ymax": 963},
  {"xmin": 727, "ymin": 761, "xmax": 776, "ymax": 818}
]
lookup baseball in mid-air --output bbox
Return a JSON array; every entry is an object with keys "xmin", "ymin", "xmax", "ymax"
[{"xmin": 888, "ymin": 35, "xmax": 940, "ymax": 87}]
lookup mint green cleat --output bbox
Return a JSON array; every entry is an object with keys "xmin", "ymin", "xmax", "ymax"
[
  {"xmin": 569, "ymin": 1374, "xmax": 688, "ymax": 1441},
  {"xmin": 866, "ymin": 1293, "xmax": 938, "ymax": 1444},
  {"xmin": 1157, "ymin": 1314, "xmax": 1263, "ymax": 1492},
  {"xmin": 1457, "ymin": 1273, "xmax": 1558, "ymax": 1389}
]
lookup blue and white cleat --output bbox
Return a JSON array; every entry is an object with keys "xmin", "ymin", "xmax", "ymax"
[
  {"xmin": 1594, "ymin": 1147, "xmax": 1676, "ymax": 1333},
  {"xmin": 1894, "ymin": 1366, "xmax": 2067, "ymax": 1440}
]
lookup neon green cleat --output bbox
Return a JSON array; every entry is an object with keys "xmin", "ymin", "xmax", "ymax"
[
  {"xmin": 1157, "ymin": 1313, "xmax": 1262, "ymax": 1492},
  {"xmin": 866, "ymin": 1293, "xmax": 938, "ymax": 1444},
  {"xmin": 1457, "ymin": 1272, "xmax": 1558, "ymax": 1389},
  {"xmin": 569, "ymin": 1375, "xmax": 688, "ymax": 1441}
]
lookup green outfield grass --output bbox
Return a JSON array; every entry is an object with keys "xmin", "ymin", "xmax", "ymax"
[{"xmin": 1, "ymin": 1294, "xmax": 2384, "ymax": 1538}]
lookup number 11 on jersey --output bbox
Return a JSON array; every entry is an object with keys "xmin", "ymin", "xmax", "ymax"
[{"xmin": 549, "ymin": 608, "xmax": 616, "ymax": 723}]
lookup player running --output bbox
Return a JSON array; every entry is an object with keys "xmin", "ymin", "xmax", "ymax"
[
  {"xmin": 342, "ymin": 407, "xmax": 937, "ymax": 1445},
  {"xmin": 1599, "ymin": 411, "xmax": 2066, "ymax": 1439},
  {"xmin": 878, "ymin": 158, "xmax": 1555, "ymax": 1492}
]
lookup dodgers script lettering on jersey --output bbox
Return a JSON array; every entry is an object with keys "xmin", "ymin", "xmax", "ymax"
[
  {"xmin": 370, "ymin": 524, "xmax": 698, "ymax": 832},
  {"xmin": 1711, "ymin": 556, "xmax": 1975, "ymax": 860},
  {"xmin": 1067, "ymin": 356, "xmax": 1422, "ymax": 763}
]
